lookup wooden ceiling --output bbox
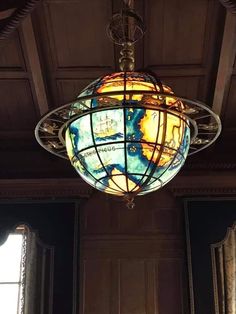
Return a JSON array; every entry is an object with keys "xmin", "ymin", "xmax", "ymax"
[{"xmin": 0, "ymin": 0, "xmax": 236, "ymax": 180}]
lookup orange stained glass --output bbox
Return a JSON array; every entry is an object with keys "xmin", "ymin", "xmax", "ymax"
[
  {"xmin": 97, "ymin": 80, "xmax": 158, "ymax": 101},
  {"xmin": 96, "ymin": 72, "xmax": 185, "ymax": 112},
  {"xmin": 139, "ymin": 109, "xmax": 186, "ymax": 165}
]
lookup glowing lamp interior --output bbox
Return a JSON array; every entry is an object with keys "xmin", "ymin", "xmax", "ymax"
[{"xmin": 65, "ymin": 72, "xmax": 190, "ymax": 196}]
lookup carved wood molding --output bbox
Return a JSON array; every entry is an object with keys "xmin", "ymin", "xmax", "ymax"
[
  {"xmin": 0, "ymin": 178, "xmax": 93, "ymax": 199},
  {"xmin": 184, "ymin": 161, "xmax": 236, "ymax": 170},
  {"xmin": 82, "ymin": 238, "xmax": 185, "ymax": 259},
  {"xmin": 0, "ymin": 171, "xmax": 236, "ymax": 199},
  {"xmin": 168, "ymin": 172, "xmax": 236, "ymax": 196}
]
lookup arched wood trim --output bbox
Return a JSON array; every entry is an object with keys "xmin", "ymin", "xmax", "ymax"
[{"xmin": 219, "ymin": 0, "xmax": 236, "ymax": 14}]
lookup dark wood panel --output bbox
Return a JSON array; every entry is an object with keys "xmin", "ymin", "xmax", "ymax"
[
  {"xmin": 0, "ymin": 150, "xmax": 76, "ymax": 179},
  {"xmin": 82, "ymin": 238, "xmax": 184, "ymax": 260},
  {"xmin": 157, "ymin": 259, "xmax": 184, "ymax": 314},
  {"xmin": 222, "ymin": 75, "xmax": 236, "ymax": 128},
  {"xmin": 80, "ymin": 185, "xmax": 187, "ymax": 314},
  {"xmin": 44, "ymin": 1, "xmax": 114, "ymax": 69},
  {"xmin": 0, "ymin": 31, "xmax": 25, "ymax": 69},
  {"xmin": 119, "ymin": 207, "xmax": 180, "ymax": 233},
  {"xmin": 56, "ymin": 79, "xmax": 93, "ymax": 104},
  {"xmin": 153, "ymin": 209, "xmax": 179, "ymax": 234},
  {"xmin": 81, "ymin": 192, "xmax": 113, "ymax": 233},
  {"xmin": 82, "ymin": 259, "xmax": 112, "ymax": 314},
  {"xmin": 43, "ymin": 0, "xmax": 92, "ymax": 2},
  {"xmin": 160, "ymin": 76, "xmax": 201, "ymax": 99},
  {"xmin": 145, "ymin": 0, "xmax": 210, "ymax": 66},
  {"xmin": 0, "ymin": 79, "xmax": 37, "ymax": 130},
  {"xmin": 82, "ymin": 190, "xmax": 183, "ymax": 234},
  {"xmin": 119, "ymin": 208, "xmax": 140, "ymax": 231},
  {"xmin": 148, "ymin": 66, "xmax": 205, "ymax": 77},
  {"xmin": 55, "ymin": 68, "xmax": 112, "ymax": 79},
  {"xmin": 120, "ymin": 259, "xmax": 147, "ymax": 314},
  {"xmin": 0, "ymin": 71, "xmax": 28, "ymax": 79}
]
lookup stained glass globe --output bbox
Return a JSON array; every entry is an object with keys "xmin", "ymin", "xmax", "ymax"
[{"xmin": 65, "ymin": 72, "xmax": 190, "ymax": 197}]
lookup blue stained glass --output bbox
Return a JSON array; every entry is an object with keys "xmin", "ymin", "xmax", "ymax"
[
  {"xmin": 92, "ymin": 109, "xmax": 124, "ymax": 143},
  {"xmin": 68, "ymin": 115, "xmax": 93, "ymax": 152},
  {"xmin": 96, "ymin": 143, "xmax": 125, "ymax": 172},
  {"xmin": 179, "ymin": 126, "xmax": 191, "ymax": 158},
  {"xmin": 65, "ymin": 72, "xmax": 191, "ymax": 196},
  {"xmin": 73, "ymin": 148, "xmax": 107, "ymax": 183}
]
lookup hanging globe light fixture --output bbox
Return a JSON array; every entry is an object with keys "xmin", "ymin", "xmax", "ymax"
[{"xmin": 35, "ymin": 0, "xmax": 221, "ymax": 208}]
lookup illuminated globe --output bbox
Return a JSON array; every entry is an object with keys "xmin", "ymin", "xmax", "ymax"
[{"xmin": 65, "ymin": 72, "xmax": 190, "ymax": 197}]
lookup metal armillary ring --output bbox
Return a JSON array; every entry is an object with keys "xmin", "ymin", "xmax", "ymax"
[
  {"xmin": 35, "ymin": 72, "xmax": 221, "ymax": 204},
  {"xmin": 35, "ymin": 1, "xmax": 221, "ymax": 208}
]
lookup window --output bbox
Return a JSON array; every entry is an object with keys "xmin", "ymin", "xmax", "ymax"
[
  {"xmin": 0, "ymin": 226, "xmax": 27, "ymax": 314},
  {"xmin": 0, "ymin": 201, "xmax": 77, "ymax": 313}
]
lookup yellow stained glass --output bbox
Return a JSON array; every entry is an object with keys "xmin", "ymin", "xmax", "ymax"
[
  {"xmin": 105, "ymin": 168, "xmax": 139, "ymax": 194},
  {"xmin": 66, "ymin": 71, "xmax": 190, "ymax": 196}
]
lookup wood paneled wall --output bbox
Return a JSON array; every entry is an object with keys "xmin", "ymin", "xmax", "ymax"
[{"xmin": 80, "ymin": 190, "xmax": 188, "ymax": 314}]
